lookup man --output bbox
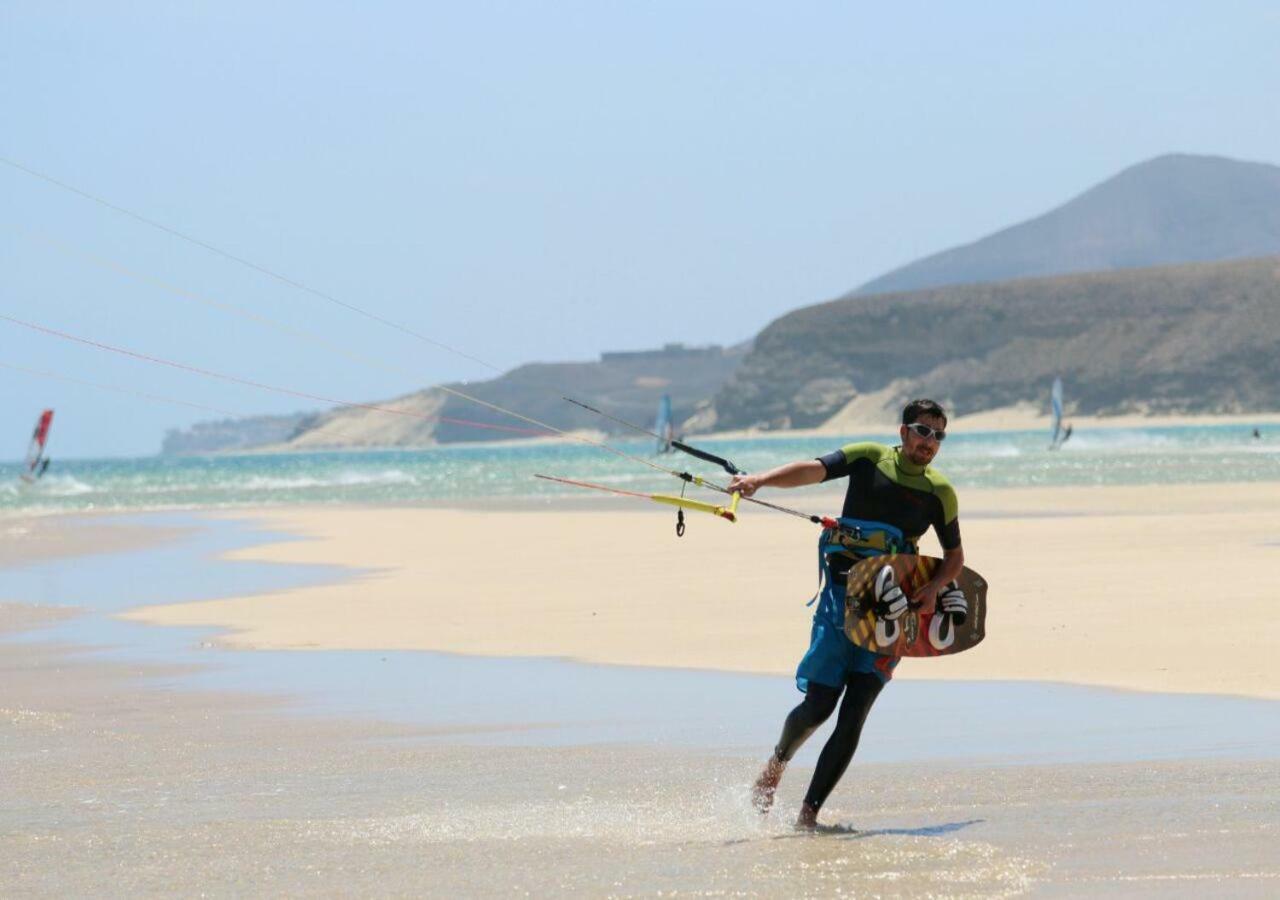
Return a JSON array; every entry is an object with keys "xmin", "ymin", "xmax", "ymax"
[{"xmin": 727, "ymin": 399, "xmax": 965, "ymax": 830}]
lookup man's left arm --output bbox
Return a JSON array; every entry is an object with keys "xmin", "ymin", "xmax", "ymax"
[{"xmin": 912, "ymin": 482, "xmax": 963, "ymax": 615}]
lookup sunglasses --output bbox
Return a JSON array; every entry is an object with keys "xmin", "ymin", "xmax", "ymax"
[{"xmin": 905, "ymin": 422, "xmax": 946, "ymax": 442}]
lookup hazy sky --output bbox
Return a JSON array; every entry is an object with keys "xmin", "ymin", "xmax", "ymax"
[{"xmin": 4, "ymin": 1, "xmax": 1280, "ymax": 457}]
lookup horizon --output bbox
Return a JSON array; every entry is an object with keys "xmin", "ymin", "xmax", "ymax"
[{"xmin": 5, "ymin": 2, "xmax": 1280, "ymax": 457}]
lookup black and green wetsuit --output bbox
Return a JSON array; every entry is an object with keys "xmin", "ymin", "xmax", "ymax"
[
  {"xmin": 777, "ymin": 441, "xmax": 963, "ymax": 814},
  {"xmin": 818, "ymin": 441, "xmax": 961, "ymax": 574},
  {"xmin": 797, "ymin": 441, "xmax": 962, "ymax": 688}
]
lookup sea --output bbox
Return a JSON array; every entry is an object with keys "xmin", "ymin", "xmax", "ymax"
[{"xmin": 3, "ymin": 422, "xmax": 1277, "ymax": 514}]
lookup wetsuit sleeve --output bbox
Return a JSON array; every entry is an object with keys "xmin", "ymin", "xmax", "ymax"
[
  {"xmin": 818, "ymin": 443, "xmax": 882, "ymax": 482},
  {"xmin": 817, "ymin": 449, "xmax": 847, "ymax": 480},
  {"xmin": 932, "ymin": 482, "xmax": 962, "ymax": 550}
]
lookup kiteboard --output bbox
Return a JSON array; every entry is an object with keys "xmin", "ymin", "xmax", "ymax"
[{"xmin": 843, "ymin": 554, "xmax": 987, "ymax": 657}]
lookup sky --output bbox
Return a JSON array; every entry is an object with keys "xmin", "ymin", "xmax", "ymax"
[{"xmin": 3, "ymin": 1, "xmax": 1280, "ymax": 458}]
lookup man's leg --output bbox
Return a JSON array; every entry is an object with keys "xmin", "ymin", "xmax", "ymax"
[
  {"xmin": 751, "ymin": 683, "xmax": 841, "ymax": 813},
  {"xmin": 796, "ymin": 672, "xmax": 885, "ymax": 828}
]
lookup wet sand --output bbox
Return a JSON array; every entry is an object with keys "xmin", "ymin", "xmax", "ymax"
[
  {"xmin": 0, "ymin": 513, "xmax": 190, "ymax": 568},
  {"xmin": 5, "ymin": 501, "xmax": 1280, "ymax": 895},
  {"xmin": 4, "ymin": 605, "xmax": 1278, "ymax": 897},
  {"xmin": 126, "ymin": 482, "xmax": 1280, "ymax": 699}
]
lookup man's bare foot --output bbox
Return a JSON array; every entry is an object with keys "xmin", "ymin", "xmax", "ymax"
[
  {"xmin": 794, "ymin": 801, "xmax": 819, "ymax": 831},
  {"xmin": 751, "ymin": 753, "xmax": 786, "ymax": 813}
]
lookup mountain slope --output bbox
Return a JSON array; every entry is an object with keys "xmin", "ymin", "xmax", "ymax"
[
  {"xmin": 711, "ymin": 255, "xmax": 1280, "ymax": 430},
  {"xmin": 855, "ymin": 154, "xmax": 1280, "ymax": 296}
]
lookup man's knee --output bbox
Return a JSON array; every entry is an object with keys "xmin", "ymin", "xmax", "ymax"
[
  {"xmin": 801, "ymin": 682, "xmax": 842, "ymax": 722},
  {"xmin": 831, "ymin": 673, "xmax": 883, "ymax": 736}
]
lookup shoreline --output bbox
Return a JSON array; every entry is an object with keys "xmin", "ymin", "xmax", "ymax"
[
  {"xmin": 10, "ymin": 524, "xmax": 1279, "ymax": 761},
  {"xmin": 102, "ymin": 480, "xmax": 1280, "ymax": 701},
  {"xmin": 8, "ymin": 482, "xmax": 1280, "ymax": 702},
  {"xmin": 0, "ymin": 512, "xmax": 192, "ymax": 568},
  {"xmin": 15, "ymin": 407, "xmax": 1280, "ymax": 463},
  {"xmin": 713, "ymin": 405, "xmax": 1280, "ymax": 442}
]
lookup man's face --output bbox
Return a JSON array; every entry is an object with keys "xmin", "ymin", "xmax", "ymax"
[{"xmin": 899, "ymin": 413, "xmax": 946, "ymax": 467}]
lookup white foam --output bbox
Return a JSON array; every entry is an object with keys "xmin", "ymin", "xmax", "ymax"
[
  {"xmin": 239, "ymin": 469, "xmax": 419, "ymax": 491},
  {"xmin": 26, "ymin": 474, "xmax": 95, "ymax": 497},
  {"xmin": 983, "ymin": 444, "xmax": 1023, "ymax": 458}
]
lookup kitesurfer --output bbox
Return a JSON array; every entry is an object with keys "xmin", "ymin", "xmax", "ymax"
[{"xmin": 729, "ymin": 399, "xmax": 965, "ymax": 830}]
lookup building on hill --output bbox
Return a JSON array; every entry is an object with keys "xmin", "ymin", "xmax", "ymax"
[{"xmin": 600, "ymin": 343, "xmax": 725, "ymax": 364}]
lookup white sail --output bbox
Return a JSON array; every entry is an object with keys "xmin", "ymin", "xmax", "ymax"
[{"xmin": 1049, "ymin": 378, "xmax": 1064, "ymax": 449}]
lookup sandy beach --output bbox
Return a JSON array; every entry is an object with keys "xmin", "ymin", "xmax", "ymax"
[
  {"xmin": 123, "ymin": 481, "xmax": 1280, "ymax": 700},
  {"xmin": 709, "ymin": 402, "xmax": 1280, "ymax": 441},
  {"xmin": 4, "ymin": 617, "xmax": 1274, "ymax": 897},
  {"xmin": 3, "ymin": 480, "xmax": 1279, "ymax": 895}
]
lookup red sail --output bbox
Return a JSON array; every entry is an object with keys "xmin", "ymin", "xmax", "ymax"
[{"xmin": 23, "ymin": 409, "xmax": 54, "ymax": 477}]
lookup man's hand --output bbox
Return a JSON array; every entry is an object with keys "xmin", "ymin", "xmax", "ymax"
[
  {"xmin": 727, "ymin": 474, "xmax": 762, "ymax": 497},
  {"xmin": 911, "ymin": 581, "xmax": 940, "ymax": 617}
]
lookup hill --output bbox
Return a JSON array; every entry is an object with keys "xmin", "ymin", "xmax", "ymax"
[
  {"xmin": 161, "ymin": 412, "xmax": 314, "ymax": 455},
  {"xmin": 708, "ymin": 256, "xmax": 1280, "ymax": 431},
  {"xmin": 855, "ymin": 154, "xmax": 1280, "ymax": 296},
  {"xmin": 162, "ymin": 343, "xmax": 746, "ymax": 453}
]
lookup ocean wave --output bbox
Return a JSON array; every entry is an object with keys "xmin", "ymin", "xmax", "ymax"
[
  {"xmin": 20, "ymin": 474, "xmax": 96, "ymax": 497},
  {"xmin": 981, "ymin": 444, "xmax": 1024, "ymax": 458},
  {"xmin": 239, "ymin": 469, "xmax": 420, "ymax": 491},
  {"xmin": 1058, "ymin": 431, "xmax": 1183, "ymax": 450}
]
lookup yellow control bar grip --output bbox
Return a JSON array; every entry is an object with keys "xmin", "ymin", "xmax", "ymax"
[{"xmin": 651, "ymin": 492, "xmax": 740, "ymax": 523}]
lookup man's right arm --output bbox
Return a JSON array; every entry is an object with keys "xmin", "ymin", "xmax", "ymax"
[{"xmin": 727, "ymin": 460, "xmax": 826, "ymax": 497}]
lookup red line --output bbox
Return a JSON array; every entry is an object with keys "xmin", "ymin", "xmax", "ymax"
[
  {"xmin": 0, "ymin": 314, "xmax": 551, "ymax": 438},
  {"xmin": 533, "ymin": 474, "xmax": 654, "ymax": 500}
]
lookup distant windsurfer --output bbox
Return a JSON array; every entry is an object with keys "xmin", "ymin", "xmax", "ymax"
[
  {"xmin": 1049, "ymin": 378, "xmax": 1069, "ymax": 449},
  {"xmin": 728, "ymin": 399, "xmax": 965, "ymax": 830},
  {"xmin": 655, "ymin": 394, "xmax": 675, "ymax": 454},
  {"xmin": 20, "ymin": 409, "xmax": 54, "ymax": 484}
]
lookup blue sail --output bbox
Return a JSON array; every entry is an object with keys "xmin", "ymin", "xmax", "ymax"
[
  {"xmin": 655, "ymin": 394, "xmax": 674, "ymax": 454},
  {"xmin": 1049, "ymin": 378, "xmax": 1064, "ymax": 449}
]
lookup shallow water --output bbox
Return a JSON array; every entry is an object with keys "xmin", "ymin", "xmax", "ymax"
[{"xmin": 4, "ymin": 643, "xmax": 1275, "ymax": 898}]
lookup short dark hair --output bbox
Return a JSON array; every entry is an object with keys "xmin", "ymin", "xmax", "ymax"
[{"xmin": 902, "ymin": 398, "xmax": 947, "ymax": 426}]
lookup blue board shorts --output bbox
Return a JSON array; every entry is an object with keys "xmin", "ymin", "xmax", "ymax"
[{"xmin": 797, "ymin": 595, "xmax": 900, "ymax": 692}]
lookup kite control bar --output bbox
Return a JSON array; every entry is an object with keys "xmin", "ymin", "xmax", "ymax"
[{"xmin": 670, "ymin": 440, "xmax": 742, "ymax": 475}]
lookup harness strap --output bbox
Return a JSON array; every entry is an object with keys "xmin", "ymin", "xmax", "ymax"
[
  {"xmin": 806, "ymin": 517, "xmax": 917, "ymax": 607},
  {"xmin": 807, "ymin": 537, "xmax": 826, "ymax": 607}
]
